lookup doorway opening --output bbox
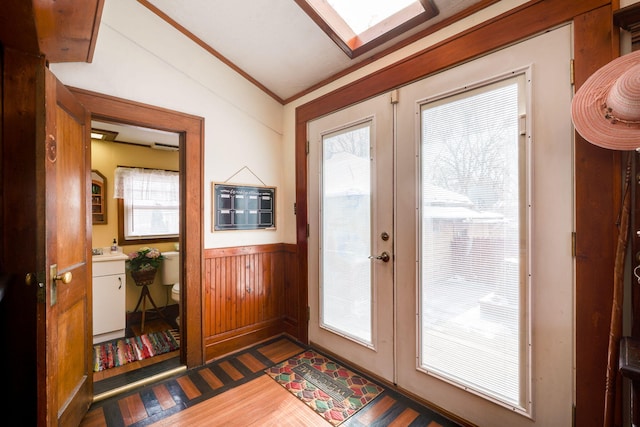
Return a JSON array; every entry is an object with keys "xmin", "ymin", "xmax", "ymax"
[
  {"xmin": 90, "ymin": 119, "xmax": 184, "ymax": 397},
  {"xmin": 69, "ymin": 86, "xmax": 206, "ymax": 400}
]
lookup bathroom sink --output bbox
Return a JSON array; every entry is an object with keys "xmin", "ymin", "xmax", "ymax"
[{"xmin": 92, "ymin": 251, "xmax": 129, "ymax": 262}]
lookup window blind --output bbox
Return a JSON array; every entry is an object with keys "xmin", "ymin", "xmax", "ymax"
[{"xmin": 419, "ymin": 76, "xmax": 527, "ymax": 407}]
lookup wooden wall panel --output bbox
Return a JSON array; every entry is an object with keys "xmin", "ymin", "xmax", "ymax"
[
  {"xmin": 282, "ymin": 246, "xmax": 300, "ymax": 336},
  {"xmin": 69, "ymin": 87, "xmax": 205, "ymax": 369},
  {"xmin": 203, "ymin": 244, "xmax": 297, "ymax": 361}
]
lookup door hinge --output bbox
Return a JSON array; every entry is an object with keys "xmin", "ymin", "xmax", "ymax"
[
  {"xmin": 294, "ymin": 202, "xmax": 297, "ymax": 215},
  {"xmin": 306, "ymin": 224, "xmax": 310, "ymax": 238},
  {"xmin": 306, "ymin": 306, "xmax": 310, "ymax": 322},
  {"xmin": 306, "ymin": 140, "xmax": 310, "ymax": 155},
  {"xmin": 390, "ymin": 89, "xmax": 399, "ymax": 104},
  {"xmin": 570, "ymin": 59, "xmax": 575, "ymax": 86},
  {"xmin": 572, "ymin": 232, "xmax": 576, "ymax": 257}
]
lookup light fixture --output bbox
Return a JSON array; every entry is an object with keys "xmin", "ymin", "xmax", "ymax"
[{"xmin": 90, "ymin": 128, "xmax": 118, "ymax": 141}]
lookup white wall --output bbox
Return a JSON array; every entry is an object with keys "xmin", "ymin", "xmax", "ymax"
[{"xmin": 51, "ymin": 0, "xmax": 287, "ymax": 249}]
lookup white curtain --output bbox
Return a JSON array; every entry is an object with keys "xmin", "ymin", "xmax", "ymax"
[{"xmin": 113, "ymin": 167, "xmax": 178, "ymax": 201}]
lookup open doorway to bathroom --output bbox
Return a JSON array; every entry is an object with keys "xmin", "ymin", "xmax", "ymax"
[
  {"xmin": 90, "ymin": 119, "xmax": 184, "ymax": 398},
  {"xmin": 70, "ymin": 86, "xmax": 206, "ymax": 399}
]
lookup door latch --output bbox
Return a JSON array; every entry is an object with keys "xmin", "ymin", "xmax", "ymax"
[
  {"xmin": 50, "ymin": 264, "xmax": 73, "ymax": 306},
  {"xmin": 369, "ymin": 251, "xmax": 391, "ymax": 262}
]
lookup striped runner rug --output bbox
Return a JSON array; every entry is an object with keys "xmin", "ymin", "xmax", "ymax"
[{"xmin": 93, "ymin": 329, "xmax": 180, "ymax": 372}]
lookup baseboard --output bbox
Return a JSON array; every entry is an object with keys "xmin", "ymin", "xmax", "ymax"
[{"xmin": 204, "ymin": 319, "xmax": 284, "ymax": 362}]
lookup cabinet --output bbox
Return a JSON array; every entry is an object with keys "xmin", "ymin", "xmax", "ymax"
[
  {"xmin": 92, "ymin": 170, "xmax": 106, "ymax": 224},
  {"xmin": 92, "ymin": 253, "xmax": 128, "ymax": 343}
]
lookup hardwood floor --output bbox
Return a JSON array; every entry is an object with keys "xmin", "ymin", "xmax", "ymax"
[{"xmin": 82, "ymin": 336, "xmax": 466, "ymax": 427}]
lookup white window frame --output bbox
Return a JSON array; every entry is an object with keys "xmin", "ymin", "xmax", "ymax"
[
  {"xmin": 114, "ymin": 166, "xmax": 180, "ymax": 242},
  {"xmin": 417, "ymin": 69, "xmax": 532, "ymax": 415}
]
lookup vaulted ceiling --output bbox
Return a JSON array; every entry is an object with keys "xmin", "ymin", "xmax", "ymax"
[
  {"xmin": 139, "ymin": 0, "xmax": 496, "ymax": 103},
  {"xmin": 0, "ymin": 0, "xmax": 491, "ymax": 148},
  {"xmin": 9, "ymin": 0, "xmax": 498, "ymax": 105}
]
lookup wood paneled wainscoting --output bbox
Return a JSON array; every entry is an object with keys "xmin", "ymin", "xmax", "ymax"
[{"xmin": 203, "ymin": 244, "xmax": 300, "ymax": 361}]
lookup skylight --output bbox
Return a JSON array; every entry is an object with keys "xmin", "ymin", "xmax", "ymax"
[
  {"xmin": 327, "ymin": 0, "xmax": 418, "ymax": 35},
  {"xmin": 295, "ymin": 0, "xmax": 439, "ymax": 58}
]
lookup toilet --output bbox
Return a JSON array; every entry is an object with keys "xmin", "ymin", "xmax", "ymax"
[{"xmin": 161, "ymin": 251, "xmax": 180, "ymax": 325}]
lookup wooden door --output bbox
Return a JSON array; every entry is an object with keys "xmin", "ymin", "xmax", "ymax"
[{"xmin": 36, "ymin": 68, "xmax": 93, "ymax": 426}]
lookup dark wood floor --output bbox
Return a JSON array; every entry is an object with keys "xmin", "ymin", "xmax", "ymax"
[{"xmin": 82, "ymin": 335, "xmax": 465, "ymax": 427}]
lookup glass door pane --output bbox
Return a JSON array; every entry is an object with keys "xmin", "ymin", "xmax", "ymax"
[
  {"xmin": 321, "ymin": 122, "xmax": 372, "ymax": 344},
  {"xmin": 420, "ymin": 76, "xmax": 526, "ymax": 407}
]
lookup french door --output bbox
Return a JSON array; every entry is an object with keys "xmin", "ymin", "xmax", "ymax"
[
  {"xmin": 308, "ymin": 93, "xmax": 395, "ymax": 382},
  {"xmin": 308, "ymin": 25, "xmax": 573, "ymax": 426}
]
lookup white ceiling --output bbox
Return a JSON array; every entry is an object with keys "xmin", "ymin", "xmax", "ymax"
[
  {"xmin": 143, "ymin": 0, "xmax": 487, "ymax": 102},
  {"xmin": 93, "ymin": 0, "xmax": 488, "ymax": 141}
]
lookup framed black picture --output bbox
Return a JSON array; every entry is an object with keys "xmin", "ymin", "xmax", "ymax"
[{"xmin": 213, "ymin": 183, "xmax": 276, "ymax": 231}]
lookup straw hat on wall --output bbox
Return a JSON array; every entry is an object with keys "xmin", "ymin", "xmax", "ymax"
[{"xmin": 571, "ymin": 50, "xmax": 640, "ymax": 150}]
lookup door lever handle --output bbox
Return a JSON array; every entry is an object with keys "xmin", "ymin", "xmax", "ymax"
[{"xmin": 369, "ymin": 251, "xmax": 391, "ymax": 262}]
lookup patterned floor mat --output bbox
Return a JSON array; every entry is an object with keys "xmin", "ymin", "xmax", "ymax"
[{"xmin": 266, "ymin": 349, "xmax": 384, "ymax": 425}]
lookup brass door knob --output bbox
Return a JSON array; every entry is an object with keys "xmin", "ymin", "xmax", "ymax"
[
  {"xmin": 25, "ymin": 272, "xmax": 38, "ymax": 286},
  {"xmin": 54, "ymin": 271, "xmax": 73, "ymax": 284}
]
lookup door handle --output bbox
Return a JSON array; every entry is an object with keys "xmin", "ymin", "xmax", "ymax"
[
  {"xmin": 369, "ymin": 251, "xmax": 391, "ymax": 262},
  {"xmin": 54, "ymin": 271, "xmax": 73, "ymax": 284},
  {"xmin": 50, "ymin": 264, "xmax": 72, "ymax": 306}
]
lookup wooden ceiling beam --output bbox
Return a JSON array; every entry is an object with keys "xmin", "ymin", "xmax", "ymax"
[{"xmin": 2, "ymin": 0, "xmax": 105, "ymax": 63}]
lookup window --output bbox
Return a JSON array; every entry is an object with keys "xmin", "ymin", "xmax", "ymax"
[
  {"xmin": 295, "ymin": 0, "xmax": 439, "ymax": 58},
  {"xmin": 419, "ymin": 74, "xmax": 529, "ymax": 409},
  {"xmin": 114, "ymin": 167, "xmax": 179, "ymax": 243},
  {"xmin": 321, "ymin": 121, "xmax": 372, "ymax": 344}
]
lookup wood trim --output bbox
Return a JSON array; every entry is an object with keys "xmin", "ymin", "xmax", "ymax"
[
  {"xmin": 349, "ymin": 2, "xmax": 439, "ymax": 55},
  {"xmin": 614, "ymin": 2, "xmax": 640, "ymax": 31},
  {"xmin": 32, "ymin": 0, "xmax": 104, "ymax": 63},
  {"xmin": 0, "ymin": 2, "xmax": 40, "ymax": 56},
  {"xmin": 294, "ymin": 0, "xmax": 439, "ymax": 59},
  {"xmin": 69, "ymin": 87, "xmax": 205, "ymax": 369},
  {"xmin": 614, "ymin": 2, "xmax": 640, "ymax": 50},
  {"xmin": 136, "ymin": 0, "xmax": 284, "ymax": 104},
  {"xmin": 295, "ymin": 0, "xmax": 616, "ymax": 424},
  {"xmin": 283, "ymin": 0, "xmax": 501, "ymax": 104},
  {"xmin": 293, "ymin": 0, "xmax": 355, "ymax": 58},
  {"xmin": 573, "ymin": 6, "xmax": 619, "ymax": 427},
  {"xmin": 1, "ymin": 46, "xmax": 46, "ymax": 425},
  {"xmin": 136, "ymin": 0, "xmax": 500, "ymax": 105}
]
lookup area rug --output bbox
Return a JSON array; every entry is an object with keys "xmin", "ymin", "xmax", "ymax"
[
  {"xmin": 265, "ymin": 350, "xmax": 384, "ymax": 425},
  {"xmin": 93, "ymin": 329, "xmax": 180, "ymax": 372}
]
